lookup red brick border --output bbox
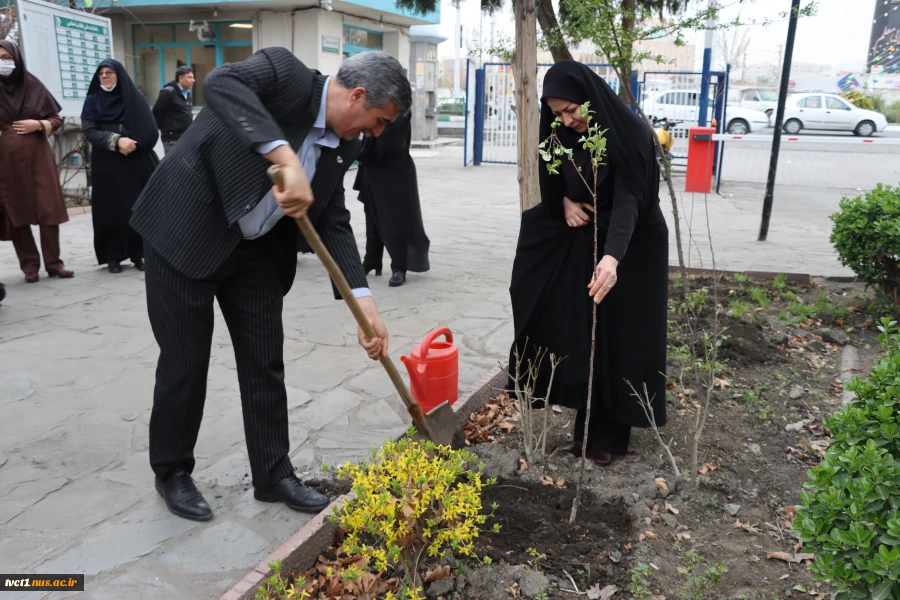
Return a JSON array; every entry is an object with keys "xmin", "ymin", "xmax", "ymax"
[
  {"xmin": 67, "ymin": 206, "xmax": 92, "ymax": 216},
  {"xmin": 218, "ymin": 366, "xmax": 509, "ymax": 600}
]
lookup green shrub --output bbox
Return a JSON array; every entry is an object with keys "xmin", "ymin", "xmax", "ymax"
[
  {"xmin": 795, "ymin": 319, "xmax": 900, "ymax": 598},
  {"xmin": 872, "ymin": 95, "xmax": 900, "ymax": 123},
  {"xmin": 841, "ymin": 89, "xmax": 874, "ymax": 111},
  {"xmin": 830, "ymin": 184, "xmax": 900, "ymax": 305}
]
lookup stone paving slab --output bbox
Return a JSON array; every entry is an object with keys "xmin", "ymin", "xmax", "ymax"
[{"xmin": 0, "ymin": 145, "xmax": 849, "ymax": 599}]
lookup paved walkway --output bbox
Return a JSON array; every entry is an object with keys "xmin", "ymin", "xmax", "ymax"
[{"xmin": 0, "ymin": 146, "xmax": 850, "ymax": 599}]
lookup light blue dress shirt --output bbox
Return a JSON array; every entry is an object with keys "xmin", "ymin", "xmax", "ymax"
[
  {"xmin": 176, "ymin": 83, "xmax": 190, "ymax": 101},
  {"xmin": 242, "ymin": 76, "xmax": 371, "ymax": 299}
]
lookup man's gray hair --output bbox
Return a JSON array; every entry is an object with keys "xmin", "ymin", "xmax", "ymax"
[{"xmin": 336, "ymin": 51, "xmax": 411, "ymax": 116}]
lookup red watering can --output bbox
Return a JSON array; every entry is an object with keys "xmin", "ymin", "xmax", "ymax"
[{"xmin": 401, "ymin": 327, "xmax": 459, "ymax": 414}]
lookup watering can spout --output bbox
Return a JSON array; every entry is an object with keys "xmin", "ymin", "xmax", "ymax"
[{"xmin": 401, "ymin": 355, "xmax": 427, "ymax": 401}]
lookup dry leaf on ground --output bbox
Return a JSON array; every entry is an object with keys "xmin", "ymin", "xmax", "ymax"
[
  {"xmin": 424, "ymin": 565, "xmax": 450, "ymax": 582},
  {"xmin": 654, "ymin": 477, "xmax": 668, "ymax": 491},
  {"xmin": 587, "ymin": 584, "xmax": 618, "ymax": 600},
  {"xmin": 697, "ymin": 462, "xmax": 719, "ymax": 475},
  {"xmin": 765, "ymin": 550, "xmax": 815, "ymax": 564},
  {"xmin": 464, "ymin": 394, "xmax": 519, "ymax": 445}
]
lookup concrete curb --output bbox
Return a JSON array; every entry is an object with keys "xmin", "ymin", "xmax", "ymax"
[
  {"xmin": 669, "ymin": 264, "xmax": 811, "ymax": 285},
  {"xmin": 218, "ymin": 366, "xmax": 508, "ymax": 600}
]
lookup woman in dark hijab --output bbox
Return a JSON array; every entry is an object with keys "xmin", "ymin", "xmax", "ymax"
[
  {"xmin": 82, "ymin": 59, "xmax": 159, "ymax": 273},
  {"xmin": 353, "ymin": 112, "xmax": 430, "ymax": 287},
  {"xmin": 0, "ymin": 40, "xmax": 74, "ymax": 283},
  {"xmin": 508, "ymin": 61, "xmax": 668, "ymax": 466}
]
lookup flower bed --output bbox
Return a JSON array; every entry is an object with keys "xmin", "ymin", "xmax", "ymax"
[{"xmin": 227, "ymin": 274, "xmax": 887, "ymax": 600}]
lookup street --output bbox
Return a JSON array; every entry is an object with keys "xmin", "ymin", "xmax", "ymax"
[{"xmin": 717, "ymin": 126, "xmax": 900, "ymax": 189}]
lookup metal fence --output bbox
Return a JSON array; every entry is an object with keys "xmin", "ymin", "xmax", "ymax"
[
  {"xmin": 476, "ymin": 63, "xmax": 620, "ymax": 165},
  {"xmin": 639, "ymin": 71, "xmax": 727, "ymax": 166},
  {"xmin": 464, "ymin": 64, "xmax": 727, "ymax": 168}
]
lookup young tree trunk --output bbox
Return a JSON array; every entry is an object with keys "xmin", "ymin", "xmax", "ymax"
[
  {"xmin": 537, "ymin": 0, "xmax": 574, "ymax": 63},
  {"xmin": 512, "ymin": 0, "xmax": 541, "ymax": 212},
  {"xmin": 617, "ymin": 0, "xmax": 636, "ymax": 103}
]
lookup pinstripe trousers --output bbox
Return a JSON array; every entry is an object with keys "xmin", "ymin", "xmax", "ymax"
[{"xmin": 144, "ymin": 236, "xmax": 294, "ymax": 488}]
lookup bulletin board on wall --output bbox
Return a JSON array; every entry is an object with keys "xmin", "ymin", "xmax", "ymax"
[{"xmin": 16, "ymin": 0, "xmax": 114, "ymax": 116}]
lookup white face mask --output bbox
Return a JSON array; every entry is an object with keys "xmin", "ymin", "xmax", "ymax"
[
  {"xmin": 100, "ymin": 83, "xmax": 117, "ymax": 92},
  {"xmin": 0, "ymin": 62, "xmax": 15, "ymax": 78}
]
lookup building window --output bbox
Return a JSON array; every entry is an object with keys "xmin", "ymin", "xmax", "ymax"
[
  {"xmin": 132, "ymin": 21, "xmax": 253, "ymax": 107},
  {"xmin": 342, "ymin": 25, "xmax": 383, "ymax": 58}
]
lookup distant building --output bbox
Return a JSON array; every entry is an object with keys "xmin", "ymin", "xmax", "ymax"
[
  {"xmin": 868, "ymin": 0, "xmax": 900, "ymax": 74},
  {"xmin": 536, "ymin": 36, "xmax": 695, "ymax": 85},
  {"xmin": 76, "ymin": 0, "xmax": 439, "ymax": 106},
  {"xmin": 791, "ymin": 62, "xmax": 834, "ymax": 77}
]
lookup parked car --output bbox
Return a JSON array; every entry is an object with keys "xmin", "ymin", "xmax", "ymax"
[
  {"xmin": 641, "ymin": 89, "xmax": 770, "ymax": 134},
  {"xmin": 735, "ymin": 88, "xmax": 778, "ymax": 116},
  {"xmin": 782, "ymin": 93, "xmax": 888, "ymax": 136}
]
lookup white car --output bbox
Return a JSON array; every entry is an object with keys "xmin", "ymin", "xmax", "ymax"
[
  {"xmin": 641, "ymin": 89, "xmax": 770, "ymax": 134},
  {"xmin": 736, "ymin": 88, "xmax": 779, "ymax": 117},
  {"xmin": 782, "ymin": 93, "xmax": 888, "ymax": 136}
]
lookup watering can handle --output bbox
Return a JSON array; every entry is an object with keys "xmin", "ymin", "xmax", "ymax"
[{"xmin": 420, "ymin": 327, "xmax": 453, "ymax": 360}]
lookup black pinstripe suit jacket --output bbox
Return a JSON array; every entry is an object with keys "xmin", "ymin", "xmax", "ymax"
[{"xmin": 130, "ymin": 47, "xmax": 365, "ymax": 296}]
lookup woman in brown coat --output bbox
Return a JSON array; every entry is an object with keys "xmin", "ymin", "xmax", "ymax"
[{"xmin": 0, "ymin": 41, "xmax": 74, "ymax": 283}]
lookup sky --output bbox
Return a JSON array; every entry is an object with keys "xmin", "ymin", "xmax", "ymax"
[{"xmin": 435, "ymin": 0, "xmax": 878, "ymax": 73}]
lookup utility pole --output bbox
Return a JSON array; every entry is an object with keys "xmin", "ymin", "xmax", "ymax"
[
  {"xmin": 454, "ymin": 1, "xmax": 462, "ymax": 98},
  {"xmin": 698, "ymin": 0, "xmax": 717, "ymax": 126},
  {"xmin": 758, "ymin": 0, "xmax": 800, "ymax": 241}
]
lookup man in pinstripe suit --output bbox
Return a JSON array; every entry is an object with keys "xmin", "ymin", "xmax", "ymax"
[{"xmin": 130, "ymin": 49, "xmax": 411, "ymax": 522}]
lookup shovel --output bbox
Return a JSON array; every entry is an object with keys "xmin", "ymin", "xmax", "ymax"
[{"xmin": 267, "ymin": 165, "xmax": 460, "ymax": 448}]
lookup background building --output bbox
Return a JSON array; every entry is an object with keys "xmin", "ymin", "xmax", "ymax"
[
  {"xmin": 79, "ymin": 0, "xmax": 439, "ymax": 106},
  {"xmin": 868, "ymin": 0, "xmax": 900, "ymax": 74}
]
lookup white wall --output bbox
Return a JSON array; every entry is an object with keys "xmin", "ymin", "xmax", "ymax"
[
  {"xmin": 258, "ymin": 10, "xmax": 292, "ymax": 52},
  {"xmin": 317, "ymin": 10, "xmax": 344, "ymax": 75},
  {"xmin": 293, "ymin": 11, "xmax": 319, "ymax": 67}
]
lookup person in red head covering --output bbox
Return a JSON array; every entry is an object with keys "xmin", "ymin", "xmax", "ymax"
[{"xmin": 0, "ymin": 40, "xmax": 74, "ymax": 283}]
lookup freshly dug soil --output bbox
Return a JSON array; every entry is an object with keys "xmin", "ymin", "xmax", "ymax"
[{"xmin": 476, "ymin": 479, "xmax": 632, "ymax": 589}]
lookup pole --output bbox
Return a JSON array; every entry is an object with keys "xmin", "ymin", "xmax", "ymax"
[
  {"xmin": 716, "ymin": 63, "xmax": 730, "ymax": 196},
  {"xmin": 758, "ymin": 0, "xmax": 800, "ymax": 241},
  {"xmin": 454, "ymin": 2, "xmax": 462, "ymax": 98},
  {"xmin": 698, "ymin": 0, "xmax": 716, "ymax": 126}
]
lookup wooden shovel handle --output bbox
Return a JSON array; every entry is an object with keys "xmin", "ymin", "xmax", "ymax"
[{"xmin": 267, "ymin": 165, "xmax": 425, "ymax": 424}]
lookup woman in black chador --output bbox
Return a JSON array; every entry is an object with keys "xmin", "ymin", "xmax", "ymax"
[
  {"xmin": 82, "ymin": 59, "xmax": 159, "ymax": 273},
  {"xmin": 508, "ymin": 61, "xmax": 669, "ymax": 466},
  {"xmin": 353, "ymin": 112, "xmax": 430, "ymax": 287}
]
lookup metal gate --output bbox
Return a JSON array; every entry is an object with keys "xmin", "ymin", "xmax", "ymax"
[
  {"xmin": 639, "ymin": 70, "xmax": 729, "ymax": 166},
  {"xmin": 474, "ymin": 63, "xmax": 620, "ymax": 165}
]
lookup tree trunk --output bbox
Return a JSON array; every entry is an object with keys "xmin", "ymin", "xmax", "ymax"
[
  {"xmin": 617, "ymin": 0, "xmax": 636, "ymax": 103},
  {"xmin": 537, "ymin": 0, "xmax": 573, "ymax": 63},
  {"xmin": 513, "ymin": 0, "xmax": 540, "ymax": 213}
]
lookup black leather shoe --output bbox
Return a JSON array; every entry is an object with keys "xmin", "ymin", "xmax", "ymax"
[
  {"xmin": 389, "ymin": 270, "xmax": 406, "ymax": 287},
  {"xmin": 155, "ymin": 471, "xmax": 214, "ymax": 522},
  {"xmin": 133, "ymin": 259, "xmax": 145, "ymax": 271},
  {"xmin": 254, "ymin": 474, "xmax": 330, "ymax": 513},
  {"xmin": 108, "ymin": 261, "xmax": 122, "ymax": 274}
]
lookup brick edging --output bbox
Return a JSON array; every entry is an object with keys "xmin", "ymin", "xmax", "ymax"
[
  {"xmin": 219, "ymin": 365, "xmax": 508, "ymax": 600},
  {"xmin": 67, "ymin": 206, "xmax": 92, "ymax": 216}
]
